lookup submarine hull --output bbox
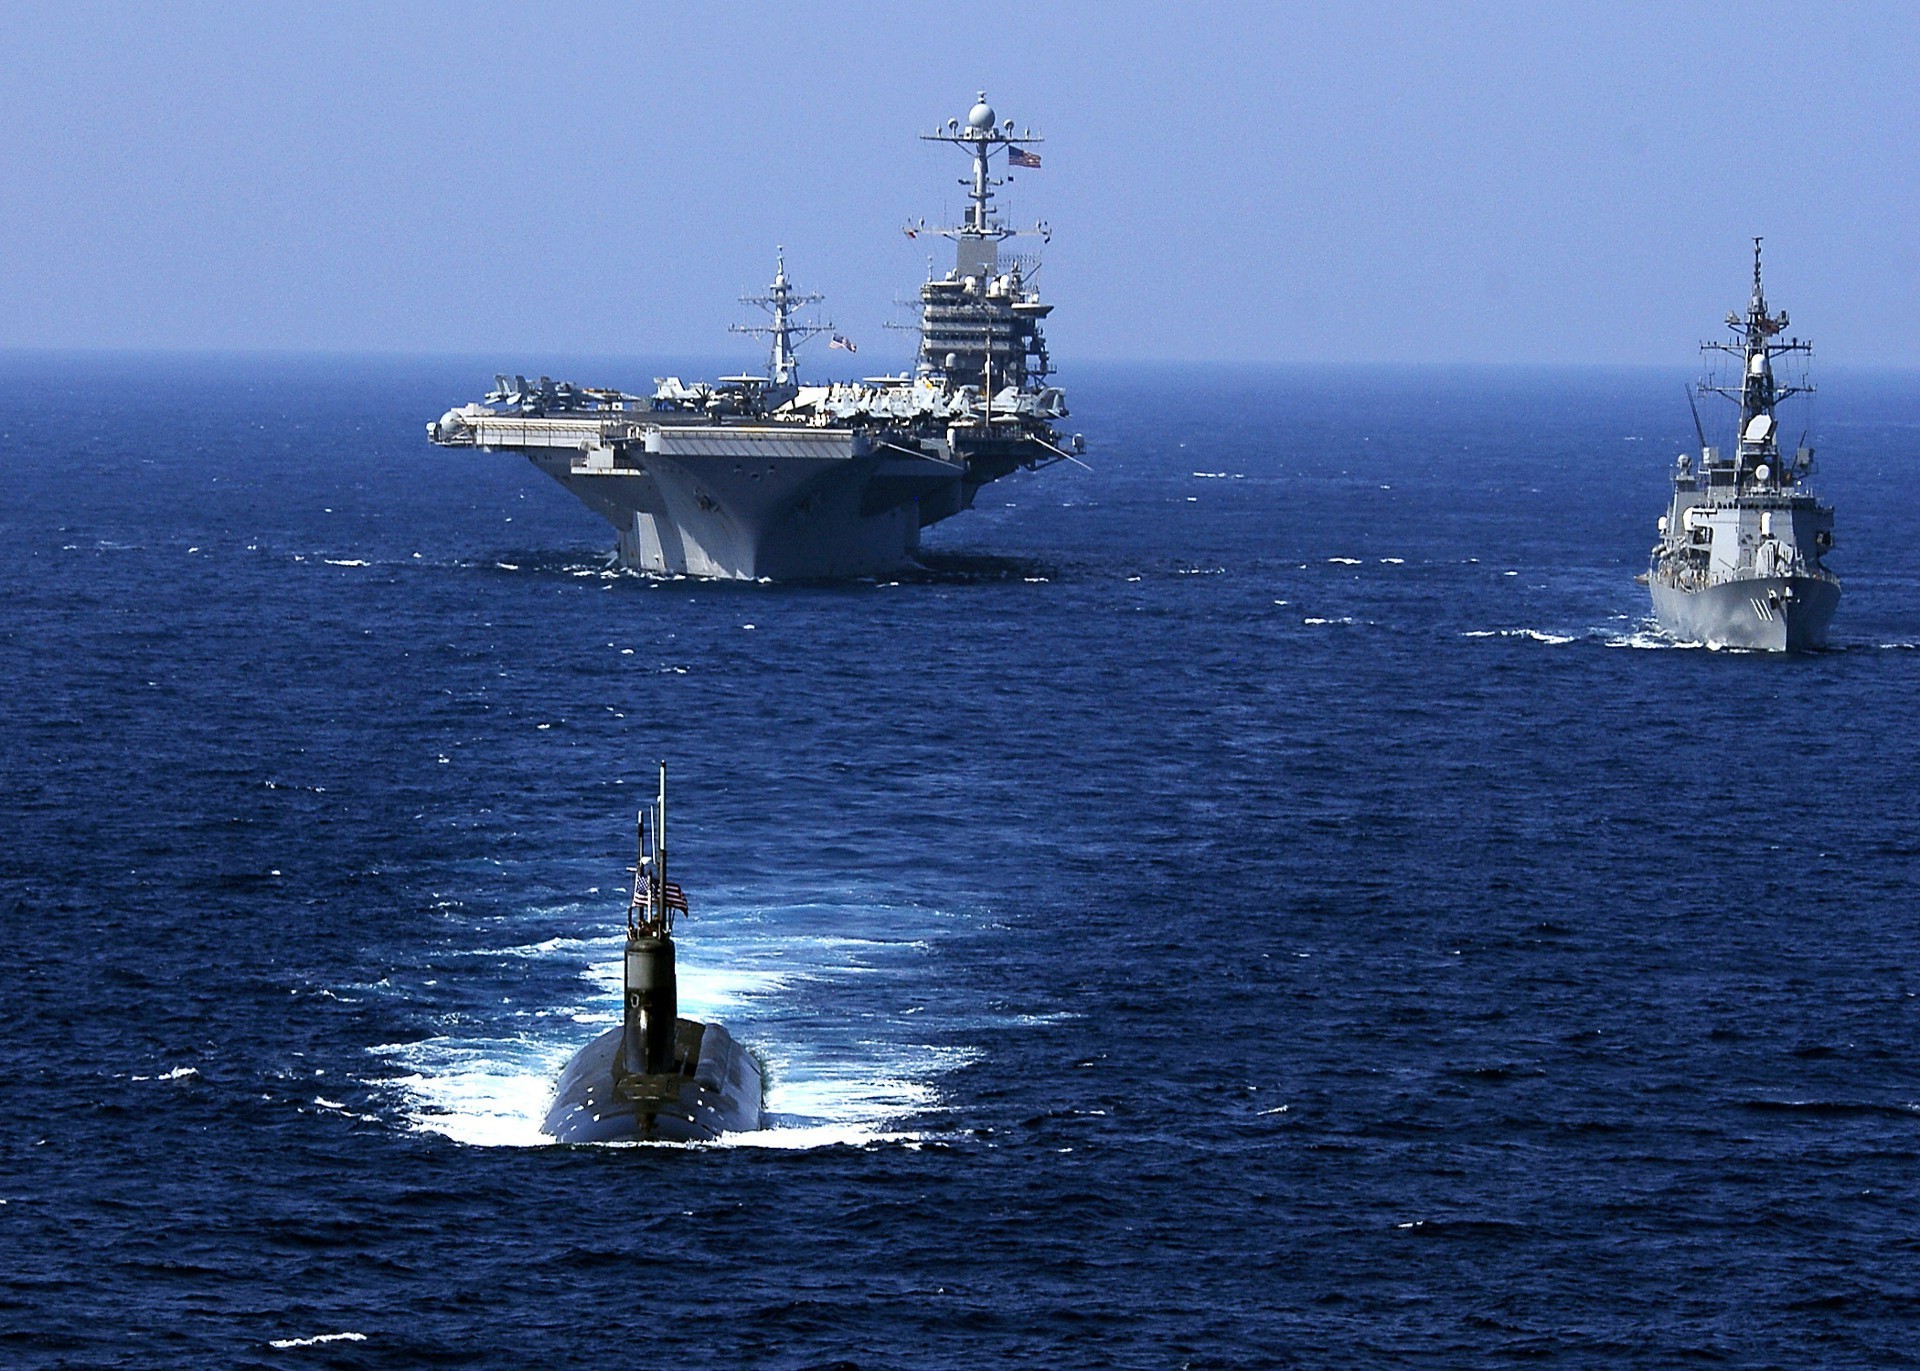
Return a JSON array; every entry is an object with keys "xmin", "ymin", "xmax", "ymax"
[{"xmin": 543, "ymin": 1018, "xmax": 764, "ymax": 1144}]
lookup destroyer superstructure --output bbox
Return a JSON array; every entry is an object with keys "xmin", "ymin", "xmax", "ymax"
[
  {"xmin": 1647, "ymin": 241, "xmax": 1838, "ymax": 650},
  {"xmin": 428, "ymin": 93, "xmax": 1080, "ymax": 580}
]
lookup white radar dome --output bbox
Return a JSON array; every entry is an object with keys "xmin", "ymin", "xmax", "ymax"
[{"xmin": 968, "ymin": 99, "xmax": 996, "ymax": 130}]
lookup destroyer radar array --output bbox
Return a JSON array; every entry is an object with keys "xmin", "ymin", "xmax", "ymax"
[
  {"xmin": 1648, "ymin": 240, "xmax": 1838, "ymax": 651},
  {"xmin": 543, "ymin": 765, "xmax": 764, "ymax": 1144},
  {"xmin": 427, "ymin": 93, "xmax": 1081, "ymax": 581}
]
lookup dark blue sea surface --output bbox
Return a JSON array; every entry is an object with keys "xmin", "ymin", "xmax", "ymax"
[{"xmin": 4, "ymin": 356, "xmax": 1919, "ymax": 1367}]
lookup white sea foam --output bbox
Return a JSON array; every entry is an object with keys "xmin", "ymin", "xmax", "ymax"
[
  {"xmin": 1466, "ymin": 624, "xmax": 1702, "ymax": 650},
  {"xmin": 322, "ymin": 558, "xmax": 368, "ymax": 568},
  {"xmin": 377, "ymin": 902, "xmax": 960, "ymax": 1150},
  {"xmin": 381, "ymin": 1037, "xmax": 577, "ymax": 1148},
  {"xmin": 1327, "ymin": 557, "xmax": 1363, "ymax": 565},
  {"xmin": 1461, "ymin": 628, "xmax": 1578, "ymax": 645},
  {"xmin": 269, "ymin": 1332, "xmax": 367, "ymax": 1350},
  {"xmin": 1303, "ymin": 616, "xmax": 1354, "ymax": 626},
  {"xmin": 1601, "ymin": 629, "xmax": 1697, "ymax": 650},
  {"xmin": 472, "ymin": 935, "xmax": 605, "ymax": 958},
  {"xmin": 128, "ymin": 1066, "xmax": 199, "ymax": 1082}
]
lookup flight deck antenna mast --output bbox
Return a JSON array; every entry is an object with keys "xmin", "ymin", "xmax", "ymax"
[{"xmin": 730, "ymin": 249, "xmax": 832, "ymax": 387}]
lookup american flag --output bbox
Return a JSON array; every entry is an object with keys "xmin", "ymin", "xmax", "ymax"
[
  {"xmin": 661, "ymin": 881, "xmax": 689, "ymax": 914},
  {"xmin": 830, "ymin": 334, "xmax": 858, "ymax": 353},
  {"xmin": 1008, "ymin": 146, "xmax": 1042, "ymax": 169}
]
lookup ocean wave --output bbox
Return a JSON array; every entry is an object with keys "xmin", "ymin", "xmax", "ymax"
[
  {"xmin": 1600, "ymin": 629, "xmax": 1696, "ymax": 650},
  {"xmin": 1462, "ymin": 628, "xmax": 1578, "ymax": 645},
  {"xmin": 374, "ymin": 902, "xmax": 964, "ymax": 1150},
  {"xmin": 268, "ymin": 1332, "xmax": 367, "ymax": 1350}
]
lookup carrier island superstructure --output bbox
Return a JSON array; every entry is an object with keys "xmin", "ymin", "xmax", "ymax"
[
  {"xmin": 1648, "ymin": 241, "xmax": 1838, "ymax": 651},
  {"xmin": 428, "ymin": 94, "xmax": 1080, "ymax": 580}
]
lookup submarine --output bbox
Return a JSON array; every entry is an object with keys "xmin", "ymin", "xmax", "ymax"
[{"xmin": 542, "ymin": 764, "xmax": 765, "ymax": 1143}]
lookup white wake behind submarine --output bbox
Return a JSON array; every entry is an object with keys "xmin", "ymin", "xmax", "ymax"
[{"xmin": 543, "ymin": 766, "xmax": 764, "ymax": 1143}]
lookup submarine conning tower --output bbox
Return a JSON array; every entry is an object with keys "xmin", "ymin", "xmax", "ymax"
[
  {"xmin": 623, "ymin": 763, "xmax": 683, "ymax": 1077},
  {"xmin": 540, "ymin": 762, "xmax": 765, "ymax": 1143}
]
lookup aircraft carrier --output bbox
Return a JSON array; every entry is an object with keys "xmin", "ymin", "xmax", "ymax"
[
  {"xmin": 1647, "ymin": 240, "xmax": 1839, "ymax": 651},
  {"xmin": 428, "ymin": 93, "xmax": 1081, "ymax": 580}
]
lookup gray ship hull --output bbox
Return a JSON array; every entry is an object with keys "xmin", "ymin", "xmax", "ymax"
[
  {"xmin": 531, "ymin": 430, "xmax": 946, "ymax": 581},
  {"xmin": 439, "ymin": 415, "xmax": 1018, "ymax": 580},
  {"xmin": 543, "ymin": 1019, "xmax": 763, "ymax": 1144},
  {"xmin": 1650, "ymin": 574, "xmax": 1839, "ymax": 652}
]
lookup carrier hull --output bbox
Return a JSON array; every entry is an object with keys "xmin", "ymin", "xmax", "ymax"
[
  {"xmin": 431, "ymin": 409, "xmax": 1054, "ymax": 580},
  {"xmin": 525, "ymin": 425, "xmax": 962, "ymax": 580},
  {"xmin": 1650, "ymin": 574, "xmax": 1839, "ymax": 652}
]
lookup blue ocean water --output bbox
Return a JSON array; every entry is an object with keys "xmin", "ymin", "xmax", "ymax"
[{"xmin": 3, "ymin": 356, "xmax": 1919, "ymax": 1367}]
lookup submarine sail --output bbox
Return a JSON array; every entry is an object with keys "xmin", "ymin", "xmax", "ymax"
[{"xmin": 542, "ymin": 765, "xmax": 764, "ymax": 1143}]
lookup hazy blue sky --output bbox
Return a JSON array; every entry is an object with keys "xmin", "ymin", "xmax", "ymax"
[{"xmin": 1, "ymin": 2, "xmax": 1915, "ymax": 367}]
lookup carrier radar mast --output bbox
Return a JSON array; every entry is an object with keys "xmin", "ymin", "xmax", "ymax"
[
  {"xmin": 914, "ymin": 92, "xmax": 1049, "ymax": 274},
  {"xmin": 729, "ymin": 248, "xmax": 831, "ymax": 387}
]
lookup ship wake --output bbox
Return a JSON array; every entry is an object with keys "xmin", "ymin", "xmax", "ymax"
[{"xmin": 374, "ymin": 898, "xmax": 965, "ymax": 1149}]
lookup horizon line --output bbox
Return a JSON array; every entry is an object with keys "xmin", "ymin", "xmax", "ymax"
[{"xmin": 0, "ymin": 345, "xmax": 1917, "ymax": 374}]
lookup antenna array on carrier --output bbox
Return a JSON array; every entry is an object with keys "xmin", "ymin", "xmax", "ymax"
[
  {"xmin": 917, "ymin": 91, "xmax": 1046, "ymax": 244},
  {"xmin": 729, "ymin": 248, "xmax": 832, "ymax": 388}
]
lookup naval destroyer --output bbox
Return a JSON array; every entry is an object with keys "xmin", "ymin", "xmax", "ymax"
[
  {"xmin": 543, "ymin": 765, "xmax": 764, "ymax": 1144},
  {"xmin": 428, "ymin": 93, "xmax": 1081, "ymax": 580},
  {"xmin": 1647, "ymin": 240, "xmax": 1838, "ymax": 650}
]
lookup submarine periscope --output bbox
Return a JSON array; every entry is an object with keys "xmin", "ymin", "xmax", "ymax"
[{"xmin": 542, "ymin": 764, "xmax": 764, "ymax": 1143}]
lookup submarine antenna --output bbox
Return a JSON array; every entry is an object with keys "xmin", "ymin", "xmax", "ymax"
[
  {"xmin": 629, "ymin": 806, "xmax": 646, "ymax": 936},
  {"xmin": 655, "ymin": 762, "xmax": 668, "ymax": 930}
]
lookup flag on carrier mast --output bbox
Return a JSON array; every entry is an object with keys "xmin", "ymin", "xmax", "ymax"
[
  {"xmin": 1008, "ymin": 146, "xmax": 1042, "ymax": 169},
  {"xmin": 830, "ymin": 334, "xmax": 858, "ymax": 353}
]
